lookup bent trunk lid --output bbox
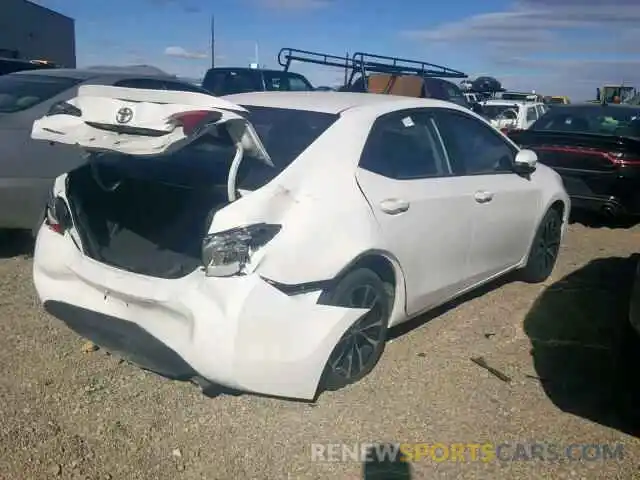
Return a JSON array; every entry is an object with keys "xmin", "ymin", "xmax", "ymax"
[{"xmin": 31, "ymin": 84, "xmax": 272, "ymax": 165}]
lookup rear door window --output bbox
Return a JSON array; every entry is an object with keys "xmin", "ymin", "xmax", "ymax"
[
  {"xmin": 526, "ymin": 107, "xmax": 538, "ymax": 122},
  {"xmin": 0, "ymin": 74, "xmax": 81, "ymax": 113},
  {"xmin": 360, "ymin": 110, "xmax": 451, "ymax": 179}
]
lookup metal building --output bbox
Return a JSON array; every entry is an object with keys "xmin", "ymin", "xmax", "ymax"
[{"xmin": 0, "ymin": 0, "xmax": 75, "ymax": 67}]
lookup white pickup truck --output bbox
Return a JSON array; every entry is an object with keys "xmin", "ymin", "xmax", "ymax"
[{"xmin": 481, "ymin": 99, "xmax": 548, "ymax": 133}]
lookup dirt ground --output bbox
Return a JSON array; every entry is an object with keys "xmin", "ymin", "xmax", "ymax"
[{"xmin": 1, "ymin": 219, "xmax": 640, "ymax": 480}]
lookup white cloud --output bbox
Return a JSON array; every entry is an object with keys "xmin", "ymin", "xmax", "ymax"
[
  {"xmin": 401, "ymin": 0, "xmax": 640, "ymax": 99},
  {"xmin": 164, "ymin": 46, "xmax": 208, "ymax": 60},
  {"xmin": 402, "ymin": 0, "xmax": 640, "ymax": 50}
]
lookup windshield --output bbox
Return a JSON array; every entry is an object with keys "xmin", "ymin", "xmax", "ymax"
[
  {"xmin": 0, "ymin": 74, "xmax": 80, "ymax": 113},
  {"xmin": 482, "ymin": 104, "xmax": 520, "ymax": 120},
  {"xmin": 530, "ymin": 106, "xmax": 640, "ymax": 136}
]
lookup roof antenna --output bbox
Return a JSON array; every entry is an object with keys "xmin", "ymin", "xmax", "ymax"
[{"xmin": 210, "ymin": 14, "xmax": 215, "ymax": 68}]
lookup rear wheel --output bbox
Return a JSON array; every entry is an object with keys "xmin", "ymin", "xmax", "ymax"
[
  {"xmin": 521, "ymin": 208, "xmax": 562, "ymax": 283},
  {"xmin": 318, "ymin": 268, "xmax": 392, "ymax": 392}
]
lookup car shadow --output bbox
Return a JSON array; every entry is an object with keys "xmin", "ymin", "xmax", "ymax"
[
  {"xmin": 0, "ymin": 230, "xmax": 34, "ymax": 259},
  {"xmin": 524, "ymin": 255, "xmax": 640, "ymax": 438},
  {"xmin": 362, "ymin": 444, "xmax": 412, "ymax": 480},
  {"xmin": 569, "ymin": 210, "xmax": 640, "ymax": 229}
]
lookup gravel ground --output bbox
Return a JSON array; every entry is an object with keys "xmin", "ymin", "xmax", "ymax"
[{"xmin": 1, "ymin": 220, "xmax": 639, "ymax": 480}]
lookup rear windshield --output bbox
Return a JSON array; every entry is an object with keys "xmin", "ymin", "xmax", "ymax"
[
  {"xmin": 0, "ymin": 74, "xmax": 80, "ymax": 113},
  {"xmin": 482, "ymin": 104, "xmax": 520, "ymax": 120},
  {"xmin": 91, "ymin": 106, "xmax": 339, "ymax": 191},
  {"xmin": 530, "ymin": 106, "xmax": 640, "ymax": 136}
]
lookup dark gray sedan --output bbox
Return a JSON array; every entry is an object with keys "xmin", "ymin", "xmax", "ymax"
[{"xmin": 0, "ymin": 68, "xmax": 212, "ymax": 231}]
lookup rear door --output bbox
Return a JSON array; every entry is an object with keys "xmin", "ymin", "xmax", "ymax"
[
  {"xmin": 355, "ymin": 109, "xmax": 474, "ymax": 315},
  {"xmin": 433, "ymin": 109, "xmax": 541, "ymax": 283},
  {"xmin": 0, "ymin": 74, "xmax": 85, "ymax": 227}
]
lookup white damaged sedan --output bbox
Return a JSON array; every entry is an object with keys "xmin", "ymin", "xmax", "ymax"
[{"xmin": 31, "ymin": 85, "xmax": 569, "ymax": 400}]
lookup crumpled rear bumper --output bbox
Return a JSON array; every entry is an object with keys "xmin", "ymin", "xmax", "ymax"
[{"xmin": 33, "ymin": 227, "xmax": 367, "ymax": 400}]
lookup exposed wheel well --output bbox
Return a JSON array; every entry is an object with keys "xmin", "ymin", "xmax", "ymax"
[
  {"xmin": 346, "ymin": 254, "xmax": 397, "ymax": 300},
  {"xmin": 550, "ymin": 199, "xmax": 565, "ymax": 220}
]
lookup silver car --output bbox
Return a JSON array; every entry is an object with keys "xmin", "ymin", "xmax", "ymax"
[{"xmin": 0, "ymin": 68, "xmax": 212, "ymax": 232}]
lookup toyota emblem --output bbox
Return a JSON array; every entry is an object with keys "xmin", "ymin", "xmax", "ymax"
[{"xmin": 116, "ymin": 107, "xmax": 134, "ymax": 124}]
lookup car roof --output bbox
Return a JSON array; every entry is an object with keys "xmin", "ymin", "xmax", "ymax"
[
  {"xmin": 223, "ymin": 91, "xmax": 466, "ymax": 114},
  {"xmin": 9, "ymin": 68, "xmax": 176, "ymax": 81}
]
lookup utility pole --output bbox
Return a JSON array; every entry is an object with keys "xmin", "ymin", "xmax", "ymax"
[{"xmin": 210, "ymin": 14, "xmax": 215, "ymax": 68}]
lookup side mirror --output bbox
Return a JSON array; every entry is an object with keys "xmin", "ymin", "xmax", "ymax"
[{"xmin": 513, "ymin": 149, "xmax": 537, "ymax": 174}]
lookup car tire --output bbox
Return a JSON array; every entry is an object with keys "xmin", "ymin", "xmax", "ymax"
[
  {"xmin": 520, "ymin": 208, "xmax": 562, "ymax": 283},
  {"xmin": 317, "ymin": 268, "xmax": 392, "ymax": 393}
]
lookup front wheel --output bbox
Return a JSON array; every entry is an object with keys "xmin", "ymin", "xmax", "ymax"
[
  {"xmin": 318, "ymin": 268, "xmax": 392, "ymax": 392},
  {"xmin": 520, "ymin": 208, "xmax": 562, "ymax": 283}
]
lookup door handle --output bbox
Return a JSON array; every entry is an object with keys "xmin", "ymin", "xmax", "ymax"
[
  {"xmin": 474, "ymin": 191, "xmax": 494, "ymax": 203},
  {"xmin": 379, "ymin": 198, "xmax": 410, "ymax": 214}
]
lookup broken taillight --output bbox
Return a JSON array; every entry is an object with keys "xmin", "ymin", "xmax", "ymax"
[
  {"xmin": 201, "ymin": 223, "xmax": 281, "ymax": 277},
  {"xmin": 168, "ymin": 110, "xmax": 223, "ymax": 136},
  {"xmin": 46, "ymin": 101, "xmax": 82, "ymax": 117},
  {"xmin": 44, "ymin": 195, "xmax": 72, "ymax": 235}
]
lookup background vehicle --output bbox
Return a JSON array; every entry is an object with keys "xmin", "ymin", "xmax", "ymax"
[
  {"xmin": 201, "ymin": 67, "xmax": 314, "ymax": 96},
  {"xmin": 0, "ymin": 57, "xmax": 58, "ymax": 75},
  {"xmin": 545, "ymin": 96, "xmax": 571, "ymax": 105},
  {"xmin": 0, "ymin": 68, "xmax": 215, "ymax": 231},
  {"xmin": 508, "ymin": 104, "xmax": 640, "ymax": 218},
  {"xmin": 278, "ymin": 48, "xmax": 474, "ymax": 109},
  {"xmin": 596, "ymin": 85, "xmax": 637, "ymax": 104},
  {"xmin": 32, "ymin": 89, "xmax": 568, "ymax": 400},
  {"xmin": 481, "ymin": 99, "xmax": 547, "ymax": 134}
]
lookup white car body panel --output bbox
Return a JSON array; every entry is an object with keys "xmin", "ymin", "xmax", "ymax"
[
  {"xmin": 355, "ymin": 169, "xmax": 474, "ymax": 315},
  {"xmin": 30, "ymin": 90, "xmax": 570, "ymax": 400}
]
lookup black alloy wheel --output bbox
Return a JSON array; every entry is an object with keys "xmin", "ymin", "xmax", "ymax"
[
  {"xmin": 522, "ymin": 208, "xmax": 562, "ymax": 283},
  {"xmin": 318, "ymin": 268, "xmax": 392, "ymax": 392}
]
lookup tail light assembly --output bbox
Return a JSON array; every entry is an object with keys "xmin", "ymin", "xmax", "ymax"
[
  {"xmin": 168, "ymin": 110, "xmax": 223, "ymax": 136},
  {"xmin": 201, "ymin": 223, "xmax": 281, "ymax": 277},
  {"xmin": 44, "ymin": 194, "xmax": 72, "ymax": 235},
  {"xmin": 46, "ymin": 101, "xmax": 82, "ymax": 117}
]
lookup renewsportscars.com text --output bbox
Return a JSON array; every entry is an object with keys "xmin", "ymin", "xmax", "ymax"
[{"xmin": 311, "ymin": 442, "xmax": 625, "ymax": 463}]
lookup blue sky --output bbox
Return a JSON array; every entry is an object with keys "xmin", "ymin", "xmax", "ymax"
[{"xmin": 33, "ymin": 0, "xmax": 640, "ymax": 100}]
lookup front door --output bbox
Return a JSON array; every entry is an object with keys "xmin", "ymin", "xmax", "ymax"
[
  {"xmin": 355, "ymin": 109, "xmax": 474, "ymax": 316},
  {"xmin": 433, "ymin": 109, "xmax": 541, "ymax": 283}
]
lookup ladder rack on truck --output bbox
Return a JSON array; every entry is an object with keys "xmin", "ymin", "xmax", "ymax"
[{"xmin": 278, "ymin": 48, "xmax": 467, "ymax": 88}]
